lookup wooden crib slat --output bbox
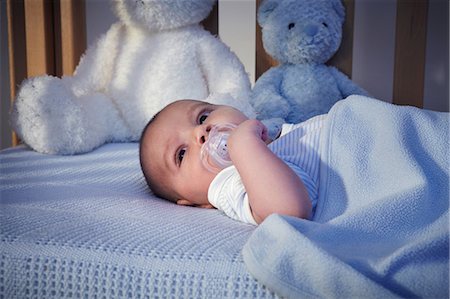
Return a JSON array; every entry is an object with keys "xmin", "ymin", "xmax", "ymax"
[
  {"xmin": 202, "ymin": 1, "xmax": 219, "ymax": 36},
  {"xmin": 255, "ymin": 0, "xmax": 278, "ymax": 80},
  {"xmin": 8, "ymin": 0, "xmax": 87, "ymax": 79},
  {"xmin": 393, "ymin": 0, "xmax": 428, "ymax": 108},
  {"xmin": 6, "ymin": 0, "xmax": 27, "ymax": 146},
  {"xmin": 7, "ymin": 0, "xmax": 26, "ymax": 92},
  {"xmin": 54, "ymin": 0, "xmax": 87, "ymax": 76},
  {"xmin": 328, "ymin": 0, "xmax": 354, "ymax": 78},
  {"xmin": 23, "ymin": 0, "xmax": 55, "ymax": 77}
]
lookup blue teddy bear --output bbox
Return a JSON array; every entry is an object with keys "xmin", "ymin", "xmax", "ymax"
[{"xmin": 252, "ymin": 0, "xmax": 369, "ymax": 137}]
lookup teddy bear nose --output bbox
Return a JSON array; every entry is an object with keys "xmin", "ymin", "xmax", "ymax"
[
  {"xmin": 303, "ymin": 24, "xmax": 318, "ymax": 37},
  {"xmin": 288, "ymin": 23, "xmax": 295, "ymax": 30}
]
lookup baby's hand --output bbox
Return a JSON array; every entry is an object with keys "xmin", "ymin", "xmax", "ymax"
[{"xmin": 228, "ymin": 119, "xmax": 269, "ymax": 150}]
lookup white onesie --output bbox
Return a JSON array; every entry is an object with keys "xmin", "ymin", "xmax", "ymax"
[{"xmin": 208, "ymin": 114, "xmax": 327, "ymax": 225}]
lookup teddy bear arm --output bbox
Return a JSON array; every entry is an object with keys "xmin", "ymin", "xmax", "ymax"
[
  {"xmin": 251, "ymin": 67, "xmax": 291, "ymax": 120},
  {"xmin": 196, "ymin": 34, "xmax": 252, "ymax": 103},
  {"xmin": 252, "ymin": 67, "xmax": 284, "ymax": 94},
  {"xmin": 330, "ymin": 66, "xmax": 370, "ymax": 98},
  {"xmin": 70, "ymin": 23, "xmax": 124, "ymax": 94}
]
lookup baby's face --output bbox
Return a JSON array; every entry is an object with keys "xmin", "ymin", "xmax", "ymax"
[{"xmin": 141, "ymin": 100, "xmax": 248, "ymax": 207}]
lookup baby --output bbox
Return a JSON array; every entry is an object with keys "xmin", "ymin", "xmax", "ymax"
[{"xmin": 139, "ymin": 99, "xmax": 326, "ymax": 224}]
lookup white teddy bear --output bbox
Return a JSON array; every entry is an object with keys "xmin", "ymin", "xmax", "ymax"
[{"xmin": 11, "ymin": 0, "xmax": 254, "ymax": 155}]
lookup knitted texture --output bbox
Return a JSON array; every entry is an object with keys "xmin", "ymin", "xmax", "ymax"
[{"xmin": 0, "ymin": 144, "xmax": 275, "ymax": 298}]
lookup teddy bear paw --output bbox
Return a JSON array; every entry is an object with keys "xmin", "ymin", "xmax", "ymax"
[
  {"xmin": 253, "ymin": 95, "xmax": 291, "ymax": 121},
  {"xmin": 11, "ymin": 76, "xmax": 88, "ymax": 154},
  {"xmin": 261, "ymin": 117, "xmax": 285, "ymax": 140}
]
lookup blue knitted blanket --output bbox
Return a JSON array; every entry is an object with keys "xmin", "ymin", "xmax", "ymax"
[{"xmin": 1, "ymin": 144, "xmax": 274, "ymax": 298}]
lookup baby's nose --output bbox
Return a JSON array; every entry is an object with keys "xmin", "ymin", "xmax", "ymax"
[{"xmin": 195, "ymin": 125, "xmax": 211, "ymax": 145}]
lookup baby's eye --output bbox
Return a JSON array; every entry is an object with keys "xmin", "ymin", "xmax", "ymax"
[
  {"xmin": 198, "ymin": 111, "xmax": 210, "ymax": 124},
  {"xmin": 178, "ymin": 148, "xmax": 186, "ymax": 165}
]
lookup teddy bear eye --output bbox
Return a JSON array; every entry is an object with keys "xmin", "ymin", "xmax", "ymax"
[
  {"xmin": 322, "ymin": 22, "xmax": 328, "ymax": 28},
  {"xmin": 288, "ymin": 23, "xmax": 295, "ymax": 30}
]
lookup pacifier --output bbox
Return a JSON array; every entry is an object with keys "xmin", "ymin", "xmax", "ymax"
[{"xmin": 201, "ymin": 123, "xmax": 237, "ymax": 173}]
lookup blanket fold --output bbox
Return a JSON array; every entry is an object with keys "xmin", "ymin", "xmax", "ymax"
[{"xmin": 243, "ymin": 96, "xmax": 449, "ymax": 298}]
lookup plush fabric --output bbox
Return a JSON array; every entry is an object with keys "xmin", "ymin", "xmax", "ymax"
[
  {"xmin": 251, "ymin": 0, "xmax": 368, "ymax": 139},
  {"xmin": 10, "ymin": 0, "xmax": 254, "ymax": 155},
  {"xmin": 0, "ymin": 144, "xmax": 274, "ymax": 298},
  {"xmin": 243, "ymin": 96, "xmax": 449, "ymax": 298}
]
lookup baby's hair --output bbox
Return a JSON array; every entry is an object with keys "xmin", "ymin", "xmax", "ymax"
[{"xmin": 139, "ymin": 110, "xmax": 177, "ymax": 203}]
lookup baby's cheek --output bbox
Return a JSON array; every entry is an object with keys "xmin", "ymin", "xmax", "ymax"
[{"xmin": 223, "ymin": 107, "xmax": 248, "ymax": 123}]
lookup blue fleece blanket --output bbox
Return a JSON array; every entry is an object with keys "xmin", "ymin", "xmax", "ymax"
[{"xmin": 243, "ymin": 96, "xmax": 449, "ymax": 298}]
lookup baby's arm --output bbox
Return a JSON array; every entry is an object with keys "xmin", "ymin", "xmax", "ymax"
[{"xmin": 227, "ymin": 120, "xmax": 312, "ymax": 224}]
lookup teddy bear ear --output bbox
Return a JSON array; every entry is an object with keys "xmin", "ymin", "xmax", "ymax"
[
  {"xmin": 257, "ymin": 0, "xmax": 280, "ymax": 26},
  {"xmin": 331, "ymin": 0, "xmax": 345, "ymax": 21}
]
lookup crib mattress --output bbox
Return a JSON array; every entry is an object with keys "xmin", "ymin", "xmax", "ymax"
[{"xmin": 0, "ymin": 143, "xmax": 275, "ymax": 298}]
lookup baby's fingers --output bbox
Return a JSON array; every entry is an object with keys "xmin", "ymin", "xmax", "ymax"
[{"xmin": 241, "ymin": 119, "xmax": 268, "ymax": 141}]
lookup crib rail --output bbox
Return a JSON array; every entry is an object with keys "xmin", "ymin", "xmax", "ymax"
[
  {"xmin": 393, "ymin": 0, "xmax": 428, "ymax": 108},
  {"xmin": 6, "ymin": 0, "xmax": 433, "ymax": 147}
]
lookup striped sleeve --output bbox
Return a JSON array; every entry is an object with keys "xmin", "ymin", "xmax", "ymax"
[{"xmin": 268, "ymin": 114, "xmax": 326, "ymax": 207}]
